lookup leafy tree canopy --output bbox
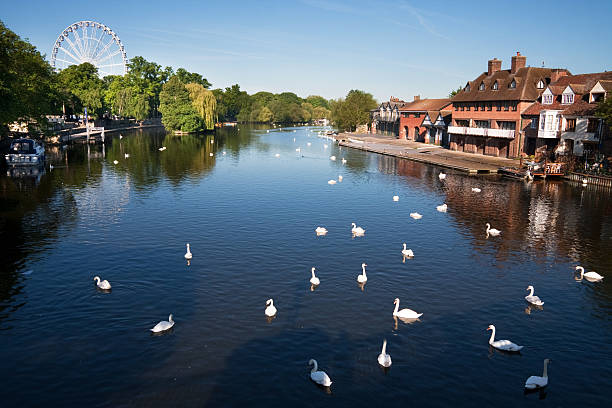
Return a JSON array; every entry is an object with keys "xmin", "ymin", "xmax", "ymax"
[{"xmin": 331, "ymin": 89, "xmax": 377, "ymax": 131}]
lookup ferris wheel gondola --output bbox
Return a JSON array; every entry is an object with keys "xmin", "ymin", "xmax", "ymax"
[{"xmin": 51, "ymin": 21, "xmax": 128, "ymax": 77}]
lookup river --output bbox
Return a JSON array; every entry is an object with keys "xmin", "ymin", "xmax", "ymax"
[{"xmin": 0, "ymin": 126, "xmax": 610, "ymax": 407}]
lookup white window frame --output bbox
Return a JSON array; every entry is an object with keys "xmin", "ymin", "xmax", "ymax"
[
  {"xmin": 492, "ymin": 81, "xmax": 498, "ymax": 90},
  {"xmin": 537, "ymin": 80, "xmax": 545, "ymax": 89},
  {"xmin": 543, "ymin": 94, "xmax": 553, "ymax": 105},
  {"xmin": 562, "ymin": 93, "xmax": 574, "ymax": 104}
]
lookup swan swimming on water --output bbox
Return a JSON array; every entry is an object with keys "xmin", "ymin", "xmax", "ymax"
[
  {"xmin": 393, "ymin": 195, "xmax": 399, "ymax": 201},
  {"xmin": 525, "ymin": 286, "xmax": 544, "ymax": 306},
  {"xmin": 184, "ymin": 243, "xmax": 192, "ymax": 260},
  {"xmin": 338, "ymin": 175, "xmax": 343, "ymax": 182},
  {"xmin": 377, "ymin": 339, "xmax": 392, "ymax": 367},
  {"xmin": 330, "ymin": 155, "xmax": 336, "ymax": 161},
  {"xmin": 487, "ymin": 324, "xmax": 523, "ymax": 352},
  {"xmin": 328, "ymin": 179, "xmax": 337, "ymax": 185},
  {"xmin": 265, "ymin": 299, "xmax": 277, "ymax": 317},
  {"xmin": 93, "ymin": 276, "xmax": 111, "ymax": 290},
  {"xmin": 113, "ymin": 160, "xmax": 119, "ymax": 165},
  {"xmin": 525, "ymin": 359, "xmax": 551, "ymax": 389},
  {"xmin": 393, "ymin": 298, "xmax": 422, "ymax": 319},
  {"xmin": 124, "ymin": 153, "xmax": 129, "ymax": 159},
  {"xmin": 150, "ymin": 314, "xmax": 174, "ymax": 333},
  {"xmin": 401, "ymin": 243, "xmax": 414, "ymax": 257},
  {"xmin": 485, "ymin": 223, "xmax": 501, "ymax": 236},
  {"xmin": 310, "ymin": 267, "xmax": 320, "ymax": 285},
  {"xmin": 315, "ymin": 227, "xmax": 328, "ymax": 235},
  {"xmin": 341, "ymin": 158, "xmax": 347, "ymax": 164},
  {"xmin": 471, "ymin": 187, "xmax": 482, "ymax": 193},
  {"xmin": 351, "ymin": 223, "xmax": 365, "ymax": 235},
  {"xmin": 575, "ymin": 266, "xmax": 604, "ymax": 282},
  {"xmin": 357, "ymin": 263, "xmax": 368, "ymax": 283},
  {"xmin": 275, "ymin": 153, "xmax": 280, "ymax": 157},
  {"xmin": 308, "ymin": 359, "xmax": 332, "ymax": 386},
  {"xmin": 410, "ymin": 212, "xmax": 422, "ymax": 219},
  {"xmin": 439, "ymin": 172, "xmax": 446, "ymax": 180},
  {"xmin": 437, "ymin": 204, "xmax": 448, "ymax": 212}
]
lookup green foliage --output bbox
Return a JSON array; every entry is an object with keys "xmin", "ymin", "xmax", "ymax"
[
  {"xmin": 159, "ymin": 76, "xmax": 203, "ymax": 132},
  {"xmin": 306, "ymin": 95, "xmax": 330, "ymax": 109},
  {"xmin": 596, "ymin": 96, "xmax": 612, "ymax": 132},
  {"xmin": 186, "ymin": 83, "xmax": 217, "ymax": 130},
  {"xmin": 175, "ymin": 68, "xmax": 212, "ymax": 89},
  {"xmin": 56, "ymin": 62, "xmax": 104, "ymax": 118},
  {"xmin": 0, "ymin": 20, "xmax": 57, "ymax": 134},
  {"xmin": 330, "ymin": 90, "xmax": 377, "ymax": 131}
]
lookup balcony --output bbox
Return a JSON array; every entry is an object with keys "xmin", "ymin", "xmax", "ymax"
[
  {"xmin": 448, "ymin": 126, "xmax": 515, "ymax": 139},
  {"xmin": 560, "ymin": 131, "xmax": 599, "ymax": 142},
  {"xmin": 537, "ymin": 130, "xmax": 560, "ymax": 139}
]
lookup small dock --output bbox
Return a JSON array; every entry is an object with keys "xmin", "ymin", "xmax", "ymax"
[
  {"xmin": 336, "ymin": 133, "xmax": 515, "ymax": 174},
  {"xmin": 60, "ymin": 124, "xmax": 163, "ymax": 144}
]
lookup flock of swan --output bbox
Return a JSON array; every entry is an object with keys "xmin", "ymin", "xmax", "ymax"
[{"xmin": 92, "ymin": 128, "xmax": 604, "ymax": 393}]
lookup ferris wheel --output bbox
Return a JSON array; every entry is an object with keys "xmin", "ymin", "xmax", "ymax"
[{"xmin": 51, "ymin": 21, "xmax": 128, "ymax": 77}]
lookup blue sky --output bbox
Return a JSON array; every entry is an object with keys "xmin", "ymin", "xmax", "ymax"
[{"xmin": 4, "ymin": 0, "xmax": 611, "ymax": 102}]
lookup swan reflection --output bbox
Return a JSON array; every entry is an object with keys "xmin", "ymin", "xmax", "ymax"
[
  {"xmin": 393, "ymin": 316, "xmax": 420, "ymax": 329},
  {"xmin": 357, "ymin": 281, "xmax": 366, "ymax": 292},
  {"xmin": 524, "ymin": 304, "xmax": 543, "ymax": 315}
]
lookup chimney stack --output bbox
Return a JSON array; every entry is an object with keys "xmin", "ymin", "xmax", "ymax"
[
  {"xmin": 414, "ymin": 95, "xmax": 420, "ymax": 102},
  {"xmin": 551, "ymin": 69, "xmax": 569, "ymax": 83},
  {"xmin": 511, "ymin": 52, "xmax": 526, "ymax": 74},
  {"xmin": 488, "ymin": 58, "xmax": 502, "ymax": 76}
]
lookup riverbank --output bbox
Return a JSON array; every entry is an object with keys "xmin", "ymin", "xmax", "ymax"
[{"xmin": 336, "ymin": 132, "xmax": 517, "ymax": 174}]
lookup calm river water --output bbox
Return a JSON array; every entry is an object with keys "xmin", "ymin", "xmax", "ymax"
[{"xmin": 0, "ymin": 126, "xmax": 611, "ymax": 407}]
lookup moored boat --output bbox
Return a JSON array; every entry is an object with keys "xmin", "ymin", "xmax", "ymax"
[{"xmin": 5, "ymin": 138, "xmax": 45, "ymax": 166}]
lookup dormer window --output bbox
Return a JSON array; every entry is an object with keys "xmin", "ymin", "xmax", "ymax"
[
  {"xmin": 479, "ymin": 82, "xmax": 485, "ymax": 91},
  {"xmin": 543, "ymin": 94, "xmax": 553, "ymax": 104},
  {"xmin": 562, "ymin": 93, "xmax": 574, "ymax": 104},
  {"xmin": 537, "ymin": 80, "xmax": 545, "ymax": 89},
  {"xmin": 492, "ymin": 81, "xmax": 498, "ymax": 90},
  {"xmin": 509, "ymin": 79, "xmax": 516, "ymax": 89},
  {"xmin": 465, "ymin": 84, "xmax": 470, "ymax": 92}
]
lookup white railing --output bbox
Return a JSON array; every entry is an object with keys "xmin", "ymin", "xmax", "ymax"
[
  {"xmin": 537, "ymin": 130, "xmax": 559, "ymax": 139},
  {"xmin": 448, "ymin": 126, "xmax": 515, "ymax": 139}
]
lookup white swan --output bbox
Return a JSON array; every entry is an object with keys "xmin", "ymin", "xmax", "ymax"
[
  {"xmin": 275, "ymin": 153, "xmax": 280, "ymax": 158},
  {"xmin": 377, "ymin": 339, "xmax": 392, "ymax": 367},
  {"xmin": 93, "ymin": 276, "xmax": 111, "ymax": 290},
  {"xmin": 357, "ymin": 263, "xmax": 367, "ymax": 283},
  {"xmin": 351, "ymin": 223, "xmax": 365, "ymax": 235},
  {"xmin": 124, "ymin": 153, "xmax": 130, "ymax": 159},
  {"xmin": 576, "ymin": 266, "xmax": 604, "ymax": 282},
  {"xmin": 307, "ymin": 142, "xmax": 312, "ymax": 146},
  {"xmin": 401, "ymin": 243, "xmax": 414, "ymax": 257},
  {"xmin": 341, "ymin": 158, "xmax": 347, "ymax": 164},
  {"xmin": 158, "ymin": 146, "xmax": 166, "ymax": 151},
  {"xmin": 330, "ymin": 155, "xmax": 336, "ymax": 161},
  {"xmin": 439, "ymin": 172, "xmax": 446, "ymax": 180},
  {"xmin": 113, "ymin": 160, "xmax": 119, "ymax": 165},
  {"xmin": 184, "ymin": 243, "xmax": 192, "ymax": 260},
  {"xmin": 410, "ymin": 212, "xmax": 422, "ymax": 219},
  {"xmin": 315, "ymin": 227, "xmax": 328, "ymax": 235},
  {"xmin": 338, "ymin": 175, "xmax": 343, "ymax": 182},
  {"xmin": 471, "ymin": 187, "xmax": 481, "ymax": 193},
  {"xmin": 310, "ymin": 267, "xmax": 320, "ymax": 285},
  {"xmin": 209, "ymin": 153, "xmax": 214, "ymax": 157},
  {"xmin": 393, "ymin": 195, "xmax": 399, "ymax": 202},
  {"xmin": 119, "ymin": 134, "xmax": 123, "ymax": 139},
  {"xmin": 525, "ymin": 286, "xmax": 544, "ymax": 306},
  {"xmin": 323, "ymin": 144, "xmax": 328, "ymax": 149},
  {"xmin": 437, "ymin": 204, "xmax": 448, "ymax": 212},
  {"xmin": 265, "ymin": 299, "xmax": 277, "ymax": 317},
  {"xmin": 150, "ymin": 314, "xmax": 174, "ymax": 333},
  {"xmin": 296, "ymin": 147, "xmax": 301, "ymax": 152},
  {"xmin": 308, "ymin": 359, "xmax": 332, "ymax": 386},
  {"xmin": 393, "ymin": 298, "xmax": 422, "ymax": 319},
  {"xmin": 487, "ymin": 325, "xmax": 523, "ymax": 352},
  {"xmin": 328, "ymin": 179, "xmax": 337, "ymax": 185},
  {"xmin": 525, "ymin": 359, "xmax": 551, "ymax": 389},
  {"xmin": 486, "ymin": 223, "xmax": 501, "ymax": 236}
]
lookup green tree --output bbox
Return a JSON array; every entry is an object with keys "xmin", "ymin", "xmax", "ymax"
[
  {"xmin": 0, "ymin": 20, "xmax": 57, "ymax": 135},
  {"xmin": 56, "ymin": 62, "xmax": 104, "ymax": 118},
  {"xmin": 175, "ymin": 68, "xmax": 212, "ymax": 88},
  {"xmin": 257, "ymin": 106, "xmax": 273, "ymax": 123},
  {"xmin": 159, "ymin": 76, "xmax": 202, "ymax": 132},
  {"xmin": 331, "ymin": 90, "xmax": 377, "ymax": 131},
  {"xmin": 126, "ymin": 56, "xmax": 173, "ymax": 118},
  {"xmin": 596, "ymin": 96, "xmax": 612, "ymax": 132},
  {"xmin": 186, "ymin": 83, "xmax": 217, "ymax": 130},
  {"xmin": 306, "ymin": 95, "xmax": 329, "ymax": 109}
]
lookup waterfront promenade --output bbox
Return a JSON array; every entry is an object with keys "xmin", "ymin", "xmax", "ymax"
[{"xmin": 336, "ymin": 132, "xmax": 516, "ymax": 174}]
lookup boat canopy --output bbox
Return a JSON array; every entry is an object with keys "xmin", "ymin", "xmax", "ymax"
[{"xmin": 10, "ymin": 139, "xmax": 36, "ymax": 154}]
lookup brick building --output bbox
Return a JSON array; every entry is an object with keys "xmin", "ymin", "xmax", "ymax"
[
  {"xmin": 448, "ymin": 52, "xmax": 570, "ymax": 158},
  {"xmin": 398, "ymin": 96, "xmax": 452, "ymax": 145},
  {"xmin": 522, "ymin": 72, "xmax": 612, "ymax": 156}
]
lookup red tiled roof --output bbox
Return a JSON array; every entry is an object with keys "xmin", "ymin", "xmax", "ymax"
[
  {"xmin": 522, "ymin": 100, "xmax": 597, "ymax": 116},
  {"xmin": 451, "ymin": 67, "xmax": 570, "ymax": 102},
  {"xmin": 399, "ymin": 98, "xmax": 451, "ymax": 112}
]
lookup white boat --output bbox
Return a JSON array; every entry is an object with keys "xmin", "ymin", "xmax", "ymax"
[{"xmin": 5, "ymin": 138, "xmax": 45, "ymax": 166}]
